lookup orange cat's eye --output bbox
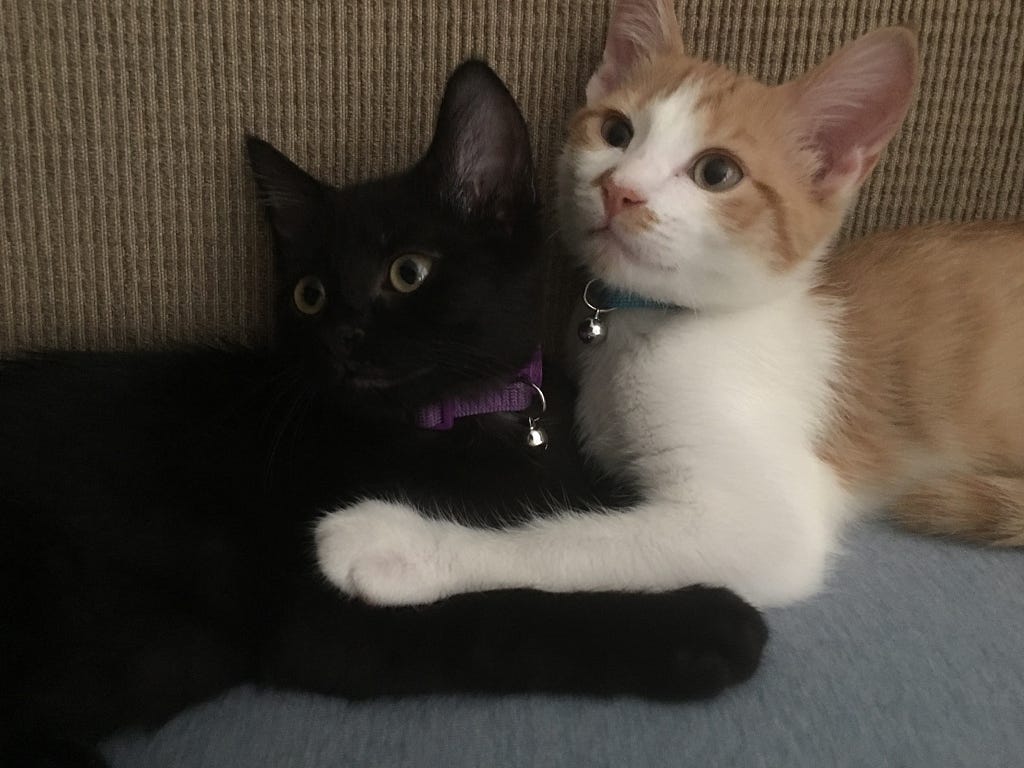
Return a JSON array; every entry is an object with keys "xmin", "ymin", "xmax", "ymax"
[
  {"xmin": 600, "ymin": 114, "xmax": 633, "ymax": 149},
  {"xmin": 691, "ymin": 152, "xmax": 744, "ymax": 192}
]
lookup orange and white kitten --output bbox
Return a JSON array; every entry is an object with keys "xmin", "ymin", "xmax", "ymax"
[{"xmin": 314, "ymin": 0, "xmax": 1023, "ymax": 608}]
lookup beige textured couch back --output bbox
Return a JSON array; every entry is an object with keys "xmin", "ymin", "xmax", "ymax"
[{"xmin": 2, "ymin": 1, "xmax": 1023, "ymax": 353}]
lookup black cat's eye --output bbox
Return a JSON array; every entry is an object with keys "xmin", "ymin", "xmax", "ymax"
[
  {"xmin": 691, "ymin": 152, "xmax": 744, "ymax": 192},
  {"xmin": 388, "ymin": 253, "xmax": 432, "ymax": 294},
  {"xmin": 600, "ymin": 114, "xmax": 633, "ymax": 149},
  {"xmin": 293, "ymin": 275, "xmax": 327, "ymax": 315}
]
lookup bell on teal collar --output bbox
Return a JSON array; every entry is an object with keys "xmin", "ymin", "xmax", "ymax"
[
  {"xmin": 578, "ymin": 279, "xmax": 677, "ymax": 345},
  {"xmin": 578, "ymin": 314, "xmax": 608, "ymax": 344}
]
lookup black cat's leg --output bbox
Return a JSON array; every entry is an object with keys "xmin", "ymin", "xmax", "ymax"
[
  {"xmin": 5, "ymin": 612, "xmax": 253, "ymax": 768},
  {"xmin": 387, "ymin": 586, "xmax": 768, "ymax": 700},
  {"xmin": 1, "ymin": 516, "xmax": 109, "ymax": 767},
  {"xmin": 5, "ymin": 502, "xmax": 256, "ymax": 763},
  {"xmin": 265, "ymin": 578, "xmax": 766, "ymax": 701},
  {"xmin": 1, "ymin": 730, "xmax": 109, "ymax": 768}
]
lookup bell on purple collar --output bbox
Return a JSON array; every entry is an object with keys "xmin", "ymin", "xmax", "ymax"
[
  {"xmin": 524, "ymin": 383, "xmax": 548, "ymax": 449},
  {"xmin": 414, "ymin": 348, "xmax": 550, "ymax": 448},
  {"xmin": 526, "ymin": 417, "xmax": 548, "ymax": 448}
]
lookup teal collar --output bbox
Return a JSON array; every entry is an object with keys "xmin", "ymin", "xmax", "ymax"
[
  {"xmin": 578, "ymin": 279, "xmax": 682, "ymax": 344},
  {"xmin": 593, "ymin": 283, "xmax": 676, "ymax": 310},
  {"xmin": 583, "ymin": 279, "xmax": 679, "ymax": 312}
]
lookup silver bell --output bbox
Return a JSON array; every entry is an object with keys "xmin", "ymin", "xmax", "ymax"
[
  {"xmin": 526, "ymin": 419, "xmax": 548, "ymax": 449},
  {"xmin": 578, "ymin": 315, "xmax": 607, "ymax": 344}
]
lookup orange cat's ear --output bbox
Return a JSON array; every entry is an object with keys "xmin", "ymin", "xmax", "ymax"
[
  {"xmin": 786, "ymin": 27, "xmax": 918, "ymax": 198},
  {"xmin": 586, "ymin": 0, "xmax": 684, "ymax": 104}
]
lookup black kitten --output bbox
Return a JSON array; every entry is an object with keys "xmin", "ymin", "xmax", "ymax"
[{"xmin": 0, "ymin": 62, "xmax": 766, "ymax": 767}]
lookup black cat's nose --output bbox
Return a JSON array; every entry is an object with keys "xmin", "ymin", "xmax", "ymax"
[
  {"xmin": 328, "ymin": 325, "xmax": 365, "ymax": 359},
  {"xmin": 338, "ymin": 326, "xmax": 365, "ymax": 350}
]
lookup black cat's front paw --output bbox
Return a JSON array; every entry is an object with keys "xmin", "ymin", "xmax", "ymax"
[
  {"xmin": 654, "ymin": 586, "xmax": 768, "ymax": 700},
  {"xmin": 504, "ymin": 585, "xmax": 768, "ymax": 701}
]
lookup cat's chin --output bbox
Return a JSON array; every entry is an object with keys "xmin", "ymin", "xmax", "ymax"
[
  {"xmin": 583, "ymin": 228, "xmax": 676, "ymax": 279},
  {"xmin": 344, "ymin": 366, "xmax": 431, "ymax": 392},
  {"xmin": 345, "ymin": 374, "xmax": 402, "ymax": 391}
]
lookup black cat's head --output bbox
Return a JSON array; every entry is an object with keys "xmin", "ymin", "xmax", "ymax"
[{"xmin": 246, "ymin": 61, "xmax": 541, "ymax": 418}]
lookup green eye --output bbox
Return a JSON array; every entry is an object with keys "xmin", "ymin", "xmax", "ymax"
[
  {"xmin": 388, "ymin": 253, "xmax": 432, "ymax": 293},
  {"xmin": 293, "ymin": 275, "xmax": 327, "ymax": 315},
  {"xmin": 691, "ymin": 152, "xmax": 744, "ymax": 192}
]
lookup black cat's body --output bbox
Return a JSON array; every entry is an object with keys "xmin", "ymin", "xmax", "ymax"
[
  {"xmin": 1, "ymin": 347, "xmax": 762, "ymax": 765},
  {"xmin": 1, "ymin": 62, "xmax": 766, "ymax": 766}
]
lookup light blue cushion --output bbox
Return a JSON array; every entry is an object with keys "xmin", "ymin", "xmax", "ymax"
[{"xmin": 104, "ymin": 521, "xmax": 1024, "ymax": 768}]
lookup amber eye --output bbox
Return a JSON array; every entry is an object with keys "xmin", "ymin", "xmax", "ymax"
[
  {"xmin": 388, "ymin": 253, "xmax": 432, "ymax": 293},
  {"xmin": 600, "ymin": 114, "xmax": 633, "ymax": 149},
  {"xmin": 293, "ymin": 275, "xmax": 327, "ymax": 315},
  {"xmin": 691, "ymin": 152, "xmax": 744, "ymax": 191}
]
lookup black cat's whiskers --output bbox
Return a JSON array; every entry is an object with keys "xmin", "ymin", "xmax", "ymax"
[
  {"xmin": 283, "ymin": 384, "xmax": 318, "ymax": 476},
  {"xmin": 255, "ymin": 367, "xmax": 301, "ymax": 438},
  {"xmin": 423, "ymin": 338, "xmax": 517, "ymax": 383},
  {"xmin": 261, "ymin": 370, "xmax": 314, "ymax": 485}
]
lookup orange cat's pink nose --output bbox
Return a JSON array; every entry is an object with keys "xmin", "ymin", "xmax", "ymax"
[{"xmin": 601, "ymin": 180, "xmax": 646, "ymax": 221}]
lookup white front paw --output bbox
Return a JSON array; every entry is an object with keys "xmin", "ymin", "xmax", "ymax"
[{"xmin": 315, "ymin": 500, "xmax": 451, "ymax": 606}]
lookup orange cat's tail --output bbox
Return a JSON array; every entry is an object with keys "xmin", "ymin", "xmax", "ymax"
[{"xmin": 892, "ymin": 473, "xmax": 1024, "ymax": 547}]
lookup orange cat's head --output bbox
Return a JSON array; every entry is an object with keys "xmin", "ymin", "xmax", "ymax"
[{"xmin": 559, "ymin": 0, "xmax": 918, "ymax": 310}]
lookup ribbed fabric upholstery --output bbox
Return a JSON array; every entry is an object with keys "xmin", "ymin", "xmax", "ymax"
[{"xmin": 2, "ymin": 1, "xmax": 1022, "ymax": 351}]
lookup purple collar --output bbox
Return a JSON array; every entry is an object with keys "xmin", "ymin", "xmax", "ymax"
[{"xmin": 415, "ymin": 348, "xmax": 543, "ymax": 431}]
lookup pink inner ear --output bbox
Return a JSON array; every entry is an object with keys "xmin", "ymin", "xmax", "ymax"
[
  {"xmin": 585, "ymin": 0, "xmax": 683, "ymax": 103},
  {"xmin": 792, "ymin": 28, "xmax": 917, "ymax": 192}
]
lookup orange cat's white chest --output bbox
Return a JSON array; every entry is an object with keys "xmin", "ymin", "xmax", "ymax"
[{"xmin": 576, "ymin": 292, "xmax": 846, "ymax": 510}]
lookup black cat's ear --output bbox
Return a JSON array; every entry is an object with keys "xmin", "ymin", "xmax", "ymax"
[
  {"xmin": 425, "ymin": 60, "xmax": 534, "ymax": 224},
  {"xmin": 245, "ymin": 135, "xmax": 324, "ymax": 242}
]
